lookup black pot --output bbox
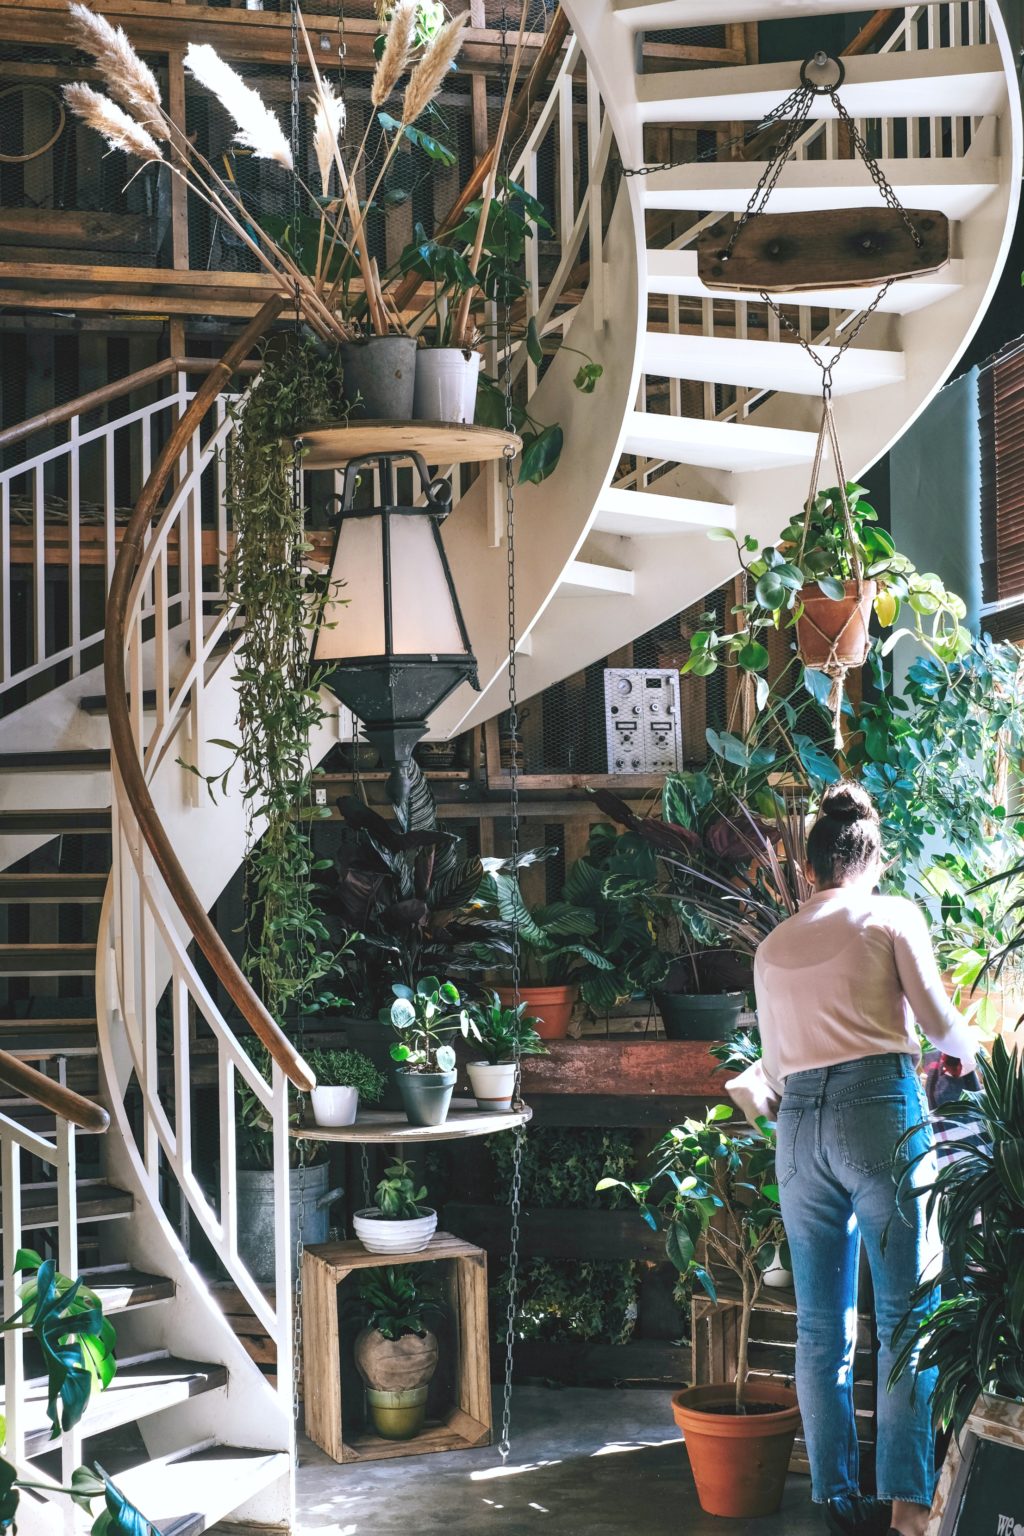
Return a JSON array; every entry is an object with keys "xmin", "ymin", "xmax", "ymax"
[{"xmin": 654, "ymin": 990, "xmax": 745, "ymax": 1041}]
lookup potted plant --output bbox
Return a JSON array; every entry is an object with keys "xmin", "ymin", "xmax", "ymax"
[
  {"xmin": 353, "ymin": 1156, "xmax": 438, "ymax": 1255},
  {"xmin": 600, "ymin": 1106, "xmax": 798, "ymax": 1519},
  {"xmin": 890, "ymin": 1035, "xmax": 1024, "ymax": 1433},
  {"xmin": 349, "ymin": 1264, "xmax": 444, "ymax": 1440},
  {"xmin": 305, "ymin": 1045, "xmax": 386, "ymax": 1128},
  {"xmin": 381, "ymin": 976, "xmax": 479, "ymax": 1127},
  {"xmin": 464, "ymin": 993, "xmax": 547, "ymax": 1111}
]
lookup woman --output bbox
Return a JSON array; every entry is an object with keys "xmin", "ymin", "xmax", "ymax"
[{"xmin": 753, "ymin": 782, "xmax": 977, "ymax": 1536}]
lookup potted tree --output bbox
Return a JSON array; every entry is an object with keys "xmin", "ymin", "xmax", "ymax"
[
  {"xmin": 349, "ymin": 1265, "xmax": 444, "ymax": 1441},
  {"xmin": 305, "ymin": 1045, "xmax": 386, "ymax": 1129},
  {"xmin": 600, "ymin": 1105, "xmax": 798, "ymax": 1519},
  {"xmin": 353, "ymin": 1156, "xmax": 437, "ymax": 1255},
  {"xmin": 382, "ymin": 977, "xmax": 479, "ymax": 1127},
  {"xmin": 464, "ymin": 993, "xmax": 547, "ymax": 1111}
]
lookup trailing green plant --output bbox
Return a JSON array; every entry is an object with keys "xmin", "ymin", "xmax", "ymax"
[
  {"xmin": 600, "ymin": 1106, "xmax": 784, "ymax": 1413},
  {"xmin": 236, "ymin": 1034, "xmax": 326, "ymax": 1169},
  {"xmin": 302, "ymin": 1046, "xmax": 385, "ymax": 1100},
  {"xmin": 370, "ymin": 1157, "xmax": 431, "ymax": 1220},
  {"xmin": 684, "ymin": 487, "xmax": 970, "ymax": 679},
  {"xmin": 382, "ymin": 976, "xmax": 479, "ymax": 1073},
  {"xmin": 347, "ymin": 1265, "xmax": 445, "ymax": 1342},
  {"xmin": 465, "ymin": 994, "xmax": 548, "ymax": 1066},
  {"xmin": 1, "ymin": 1251, "xmax": 155, "ymax": 1535},
  {"xmin": 182, "ymin": 332, "xmax": 349, "ymax": 1030},
  {"xmin": 890, "ymin": 1036, "xmax": 1023, "ymax": 1435}
]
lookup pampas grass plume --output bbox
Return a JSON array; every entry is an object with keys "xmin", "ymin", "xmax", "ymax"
[
  {"xmin": 63, "ymin": 82, "xmax": 164, "ymax": 162},
  {"xmin": 66, "ymin": 3, "xmax": 168, "ymax": 139},
  {"xmin": 312, "ymin": 78, "xmax": 344, "ymax": 196},
  {"xmin": 184, "ymin": 43, "xmax": 293, "ymax": 169},
  {"xmin": 401, "ymin": 10, "xmax": 469, "ymax": 125},
  {"xmin": 371, "ymin": 0, "xmax": 417, "ymax": 108}
]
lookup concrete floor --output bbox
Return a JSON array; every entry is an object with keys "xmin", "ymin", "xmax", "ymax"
[{"xmin": 295, "ymin": 1386, "xmax": 822, "ymax": 1536}]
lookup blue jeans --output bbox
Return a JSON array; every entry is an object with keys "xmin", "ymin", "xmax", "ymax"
[{"xmin": 776, "ymin": 1053, "xmax": 941, "ymax": 1507}]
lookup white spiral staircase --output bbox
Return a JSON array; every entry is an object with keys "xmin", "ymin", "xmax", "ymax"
[{"xmin": 0, "ymin": 6, "xmax": 1020, "ymax": 1532}]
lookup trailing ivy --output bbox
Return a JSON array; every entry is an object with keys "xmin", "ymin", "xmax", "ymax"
[{"xmin": 208, "ymin": 331, "xmax": 348, "ymax": 1028}]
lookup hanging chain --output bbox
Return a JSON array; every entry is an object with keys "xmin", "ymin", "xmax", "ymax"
[
  {"xmin": 721, "ymin": 85, "xmax": 815, "ymax": 262},
  {"xmin": 292, "ymin": 1142, "xmax": 306, "ymax": 1427},
  {"xmin": 289, "ymin": 0, "xmax": 302, "ymax": 328},
  {"xmin": 360, "ymin": 1140, "xmax": 372, "ymax": 1211},
  {"xmin": 622, "ymin": 82, "xmax": 811, "ymax": 177},
  {"xmin": 498, "ymin": 3, "xmax": 525, "ymax": 1470},
  {"xmin": 760, "ymin": 275, "xmax": 894, "ymax": 398}
]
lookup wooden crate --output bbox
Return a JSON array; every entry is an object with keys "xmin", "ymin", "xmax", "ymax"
[
  {"xmin": 302, "ymin": 1232, "xmax": 492, "ymax": 1464},
  {"xmin": 692, "ymin": 1271, "xmax": 878, "ymax": 1478}
]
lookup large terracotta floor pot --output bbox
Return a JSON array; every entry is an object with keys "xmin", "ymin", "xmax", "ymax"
[
  {"xmin": 671, "ymin": 1380, "xmax": 801, "ymax": 1518},
  {"xmin": 496, "ymin": 983, "xmax": 577, "ymax": 1040}
]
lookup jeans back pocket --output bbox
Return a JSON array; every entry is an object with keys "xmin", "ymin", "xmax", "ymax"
[
  {"xmin": 775, "ymin": 1104, "xmax": 804, "ymax": 1186},
  {"xmin": 835, "ymin": 1093, "xmax": 907, "ymax": 1177}
]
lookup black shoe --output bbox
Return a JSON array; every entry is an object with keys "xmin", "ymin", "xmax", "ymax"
[{"xmin": 825, "ymin": 1496, "xmax": 894, "ymax": 1536}]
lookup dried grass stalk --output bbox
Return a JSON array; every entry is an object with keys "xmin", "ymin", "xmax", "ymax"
[
  {"xmin": 184, "ymin": 43, "xmax": 293, "ymax": 169},
  {"xmin": 62, "ymin": 82, "xmax": 164, "ymax": 162},
  {"xmin": 401, "ymin": 10, "xmax": 469, "ymax": 125},
  {"xmin": 66, "ymin": 3, "xmax": 168, "ymax": 139},
  {"xmin": 371, "ymin": 0, "xmax": 417, "ymax": 108},
  {"xmin": 312, "ymin": 78, "xmax": 345, "ymax": 196}
]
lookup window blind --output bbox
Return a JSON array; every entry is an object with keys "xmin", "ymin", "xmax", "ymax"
[{"xmin": 981, "ymin": 340, "xmax": 1024, "ymax": 642}]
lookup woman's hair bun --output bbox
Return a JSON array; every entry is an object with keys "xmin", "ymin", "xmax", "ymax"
[{"xmin": 817, "ymin": 780, "xmax": 877, "ymax": 825}]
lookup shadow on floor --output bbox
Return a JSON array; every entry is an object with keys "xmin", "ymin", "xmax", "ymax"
[{"xmin": 294, "ymin": 1386, "xmax": 821, "ymax": 1536}]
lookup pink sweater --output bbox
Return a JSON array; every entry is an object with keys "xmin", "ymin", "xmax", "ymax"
[{"xmin": 753, "ymin": 886, "xmax": 978, "ymax": 1094}]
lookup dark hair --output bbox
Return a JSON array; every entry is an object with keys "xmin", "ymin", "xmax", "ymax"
[{"xmin": 806, "ymin": 781, "xmax": 882, "ymax": 888}]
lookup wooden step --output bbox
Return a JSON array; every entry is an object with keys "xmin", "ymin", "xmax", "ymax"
[
  {"xmin": 0, "ymin": 750, "xmax": 111, "ymax": 772},
  {"xmin": 80, "ymin": 691, "xmax": 156, "ymax": 715},
  {"xmin": 640, "ymin": 157, "xmax": 1000, "ymax": 220},
  {"xmin": 0, "ymin": 810, "xmax": 110, "ymax": 836},
  {"xmin": 0, "ymin": 1019, "xmax": 97, "ymax": 1055},
  {"xmin": 2, "ymin": 1179, "xmax": 133, "ymax": 1232},
  {"xmin": 112, "ymin": 1444, "xmax": 288, "ymax": 1536},
  {"xmin": 634, "ymin": 46, "xmax": 1006, "ymax": 123},
  {"xmin": 0, "ymin": 943, "xmax": 96, "ymax": 976},
  {"xmin": 642, "ymin": 329, "xmax": 905, "ymax": 397},
  {"xmin": 23, "ymin": 1353, "xmax": 228, "ymax": 1458},
  {"xmin": 645, "ymin": 248, "xmax": 967, "ymax": 315},
  {"xmin": 0, "ymin": 1265, "xmax": 173, "ymax": 1318},
  {"xmin": 0, "ymin": 874, "xmax": 108, "ymax": 903}
]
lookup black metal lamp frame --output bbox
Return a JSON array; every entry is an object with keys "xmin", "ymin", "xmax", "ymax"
[{"xmin": 316, "ymin": 450, "xmax": 480, "ymax": 807}]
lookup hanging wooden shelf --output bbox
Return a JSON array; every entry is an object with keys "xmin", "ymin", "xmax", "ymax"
[
  {"xmin": 291, "ymin": 421, "xmax": 522, "ymax": 470},
  {"xmin": 696, "ymin": 208, "xmax": 950, "ymax": 292},
  {"xmin": 291, "ymin": 1100, "xmax": 532, "ymax": 1144}
]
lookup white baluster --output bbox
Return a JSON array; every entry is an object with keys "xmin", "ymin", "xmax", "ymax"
[
  {"xmin": 68, "ymin": 414, "xmax": 81, "ymax": 677},
  {"xmin": 587, "ymin": 64, "xmax": 604, "ymax": 332},
  {"xmin": 0, "ymin": 478, "xmax": 10, "ymax": 686},
  {"xmin": 32, "ymin": 464, "xmax": 44, "ymax": 668},
  {"xmin": 1, "ymin": 1135, "xmax": 24, "ymax": 1463}
]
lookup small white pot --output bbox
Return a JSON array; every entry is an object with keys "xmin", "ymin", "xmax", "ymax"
[
  {"xmin": 763, "ymin": 1253, "xmax": 793, "ymax": 1289},
  {"xmin": 413, "ymin": 347, "xmax": 482, "ymax": 424},
  {"xmin": 467, "ymin": 1060, "xmax": 517, "ymax": 1112},
  {"xmin": 310, "ymin": 1086, "xmax": 359, "ymax": 1127},
  {"xmin": 353, "ymin": 1207, "xmax": 438, "ymax": 1255}
]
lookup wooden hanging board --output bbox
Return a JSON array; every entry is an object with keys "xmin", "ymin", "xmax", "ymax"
[
  {"xmin": 697, "ymin": 208, "xmax": 950, "ymax": 292},
  {"xmin": 292, "ymin": 421, "xmax": 521, "ymax": 470}
]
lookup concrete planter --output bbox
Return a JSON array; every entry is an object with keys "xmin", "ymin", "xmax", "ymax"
[
  {"xmin": 396, "ymin": 1068, "xmax": 456, "ymax": 1127},
  {"xmin": 340, "ymin": 336, "xmax": 417, "ymax": 420}
]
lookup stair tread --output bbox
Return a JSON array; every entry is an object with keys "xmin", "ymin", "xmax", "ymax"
[
  {"xmin": 0, "ymin": 750, "xmax": 111, "ymax": 772},
  {"xmin": 23, "ymin": 1354, "xmax": 228, "ymax": 1457},
  {"xmin": 0, "ymin": 943, "xmax": 96, "ymax": 975},
  {"xmin": 80, "ymin": 691, "xmax": 156, "ymax": 715},
  {"xmin": 0, "ymin": 1266, "xmax": 173, "ymax": 1317},
  {"xmin": 642, "ymin": 330, "xmax": 904, "ymax": 396},
  {"xmin": 623, "ymin": 409, "xmax": 817, "ymax": 470},
  {"xmin": 2, "ymin": 1180, "xmax": 133, "ymax": 1231},
  {"xmin": 112, "ymin": 1445, "xmax": 288, "ymax": 1536},
  {"xmin": 0, "ymin": 874, "xmax": 108, "ymax": 902},
  {"xmin": 641, "ymin": 157, "xmax": 1000, "ymax": 219},
  {"xmin": 595, "ymin": 487, "xmax": 735, "ymax": 537},
  {"xmin": 0, "ymin": 810, "xmax": 111, "ymax": 834},
  {"xmin": 645, "ymin": 248, "xmax": 967, "ymax": 314},
  {"xmin": 634, "ymin": 45, "xmax": 1006, "ymax": 122},
  {"xmin": 614, "ymin": 0, "xmax": 900, "ymax": 26}
]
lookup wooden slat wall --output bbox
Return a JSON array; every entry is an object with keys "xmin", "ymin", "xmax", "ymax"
[{"xmin": 981, "ymin": 342, "xmax": 1024, "ymax": 640}]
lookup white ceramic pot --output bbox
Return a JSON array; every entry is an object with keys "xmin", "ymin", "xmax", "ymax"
[
  {"xmin": 352, "ymin": 1206, "xmax": 438, "ymax": 1255},
  {"xmin": 763, "ymin": 1253, "xmax": 793, "ymax": 1289},
  {"xmin": 310, "ymin": 1086, "xmax": 359, "ymax": 1127},
  {"xmin": 413, "ymin": 347, "xmax": 482, "ymax": 424},
  {"xmin": 467, "ymin": 1060, "xmax": 517, "ymax": 1112}
]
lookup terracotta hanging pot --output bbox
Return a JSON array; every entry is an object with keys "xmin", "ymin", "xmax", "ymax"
[
  {"xmin": 672, "ymin": 1381, "xmax": 801, "ymax": 1518},
  {"xmin": 796, "ymin": 579, "xmax": 876, "ymax": 669}
]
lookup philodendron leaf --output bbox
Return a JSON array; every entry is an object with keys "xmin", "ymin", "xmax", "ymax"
[
  {"xmin": 92, "ymin": 1469, "xmax": 161, "ymax": 1536},
  {"xmin": 573, "ymin": 362, "xmax": 603, "ymax": 393},
  {"xmin": 817, "ymin": 576, "xmax": 847, "ymax": 600},
  {"xmin": 518, "ymin": 423, "xmax": 563, "ymax": 484},
  {"xmin": 525, "ymin": 317, "xmax": 544, "ymax": 368},
  {"xmin": 754, "ymin": 571, "xmax": 786, "ymax": 611},
  {"xmin": 0, "ymin": 1458, "xmax": 17, "ymax": 1536},
  {"xmin": 706, "ymin": 527, "xmax": 735, "ymax": 542}
]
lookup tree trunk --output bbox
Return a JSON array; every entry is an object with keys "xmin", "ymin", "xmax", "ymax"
[{"xmin": 735, "ymin": 1268, "xmax": 753, "ymax": 1415}]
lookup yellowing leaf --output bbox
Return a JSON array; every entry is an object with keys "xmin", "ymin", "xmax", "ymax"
[{"xmin": 874, "ymin": 589, "xmax": 899, "ymax": 627}]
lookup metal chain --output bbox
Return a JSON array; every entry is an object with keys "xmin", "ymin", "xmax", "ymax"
[
  {"xmin": 722, "ymin": 85, "xmax": 815, "ymax": 262},
  {"xmin": 360, "ymin": 1140, "xmax": 372, "ymax": 1211},
  {"xmin": 622, "ymin": 83, "xmax": 811, "ymax": 177},
  {"xmin": 498, "ymin": 3, "xmax": 525, "ymax": 1469},
  {"xmin": 831, "ymin": 90, "xmax": 922, "ymax": 247},
  {"xmin": 760, "ymin": 275, "xmax": 894, "ymax": 397},
  {"xmin": 292, "ymin": 1143, "xmax": 306, "ymax": 1427},
  {"xmin": 289, "ymin": 0, "xmax": 302, "ymax": 328}
]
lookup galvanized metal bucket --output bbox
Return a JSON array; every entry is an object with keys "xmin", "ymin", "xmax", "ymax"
[{"xmin": 236, "ymin": 1163, "xmax": 344, "ymax": 1284}]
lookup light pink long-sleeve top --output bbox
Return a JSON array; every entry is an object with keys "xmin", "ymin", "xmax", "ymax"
[{"xmin": 753, "ymin": 885, "xmax": 978, "ymax": 1094}]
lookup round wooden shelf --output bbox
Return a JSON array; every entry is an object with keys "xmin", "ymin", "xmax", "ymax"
[
  {"xmin": 293, "ymin": 421, "xmax": 521, "ymax": 470},
  {"xmin": 291, "ymin": 1100, "xmax": 532, "ymax": 1144}
]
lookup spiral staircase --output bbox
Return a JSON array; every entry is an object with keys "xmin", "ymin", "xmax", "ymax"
[{"xmin": 0, "ymin": 4, "xmax": 1020, "ymax": 1532}]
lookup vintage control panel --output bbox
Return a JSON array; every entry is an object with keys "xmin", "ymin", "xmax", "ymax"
[{"xmin": 603, "ymin": 668, "xmax": 684, "ymax": 775}]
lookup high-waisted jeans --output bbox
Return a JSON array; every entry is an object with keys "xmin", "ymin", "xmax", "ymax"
[{"xmin": 776, "ymin": 1053, "xmax": 941, "ymax": 1507}]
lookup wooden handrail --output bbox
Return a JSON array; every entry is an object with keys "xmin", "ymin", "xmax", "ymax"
[
  {"xmin": 0, "ymin": 356, "xmax": 261, "ymax": 456},
  {"xmin": 104, "ymin": 295, "xmax": 316, "ymax": 1095},
  {"xmin": 0, "ymin": 1048, "xmax": 108, "ymax": 1133},
  {"xmin": 389, "ymin": 7, "xmax": 572, "ymax": 317}
]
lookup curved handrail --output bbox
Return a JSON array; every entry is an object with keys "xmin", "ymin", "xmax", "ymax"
[
  {"xmin": 103, "ymin": 293, "xmax": 315, "ymax": 1094},
  {"xmin": 0, "ymin": 1048, "xmax": 108, "ymax": 1133}
]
